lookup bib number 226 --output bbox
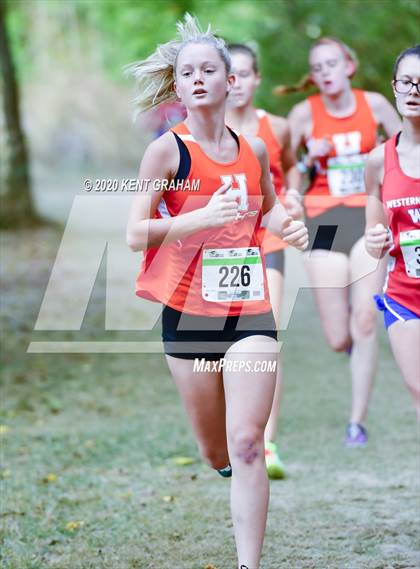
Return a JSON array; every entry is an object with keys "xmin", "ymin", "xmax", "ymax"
[{"xmin": 219, "ymin": 264, "xmax": 251, "ymax": 288}]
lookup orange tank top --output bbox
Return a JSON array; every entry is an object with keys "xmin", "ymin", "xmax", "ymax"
[
  {"xmin": 254, "ymin": 109, "xmax": 287, "ymax": 255},
  {"xmin": 305, "ymin": 89, "xmax": 377, "ymax": 218},
  {"xmin": 135, "ymin": 122, "xmax": 272, "ymax": 317}
]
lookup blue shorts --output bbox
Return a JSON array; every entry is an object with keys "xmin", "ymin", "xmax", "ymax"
[{"xmin": 374, "ymin": 294, "xmax": 419, "ymax": 330}]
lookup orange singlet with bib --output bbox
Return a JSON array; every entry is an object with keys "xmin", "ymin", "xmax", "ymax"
[
  {"xmin": 135, "ymin": 122, "xmax": 277, "ymax": 360},
  {"xmin": 305, "ymin": 89, "xmax": 378, "ymax": 254},
  {"xmin": 253, "ymin": 109, "xmax": 287, "ymax": 273}
]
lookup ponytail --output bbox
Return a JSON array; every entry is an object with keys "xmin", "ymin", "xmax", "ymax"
[
  {"xmin": 274, "ymin": 37, "xmax": 358, "ymax": 97},
  {"xmin": 273, "ymin": 74, "xmax": 313, "ymax": 96},
  {"xmin": 125, "ymin": 13, "xmax": 231, "ymax": 114}
]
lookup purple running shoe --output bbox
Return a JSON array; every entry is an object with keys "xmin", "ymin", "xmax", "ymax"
[{"xmin": 345, "ymin": 423, "xmax": 368, "ymax": 447}]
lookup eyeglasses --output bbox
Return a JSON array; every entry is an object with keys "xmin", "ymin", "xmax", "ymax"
[{"xmin": 393, "ymin": 79, "xmax": 420, "ymax": 94}]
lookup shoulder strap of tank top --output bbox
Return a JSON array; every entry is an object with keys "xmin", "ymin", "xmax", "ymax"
[
  {"xmin": 353, "ymin": 89, "xmax": 377, "ymax": 124},
  {"xmin": 308, "ymin": 93, "xmax": 325, "ymax": 119},
  {"xmin": 384, "ymin": 133, "xmax": 399, "ymax": 174},
  {"xmin": 172, "ymin": 121, "xmax": 239, "ymax": 149},
  {"xmin": 256, "ymin": 109, "xmax": 281, "ymax": 150},
  {"xmin": 172, "ymin": 131, "xmax": 191, "ymax": 181},
  {"xmin": 171, "ymin": 121, "xmax": 195, "ymax": 142}
]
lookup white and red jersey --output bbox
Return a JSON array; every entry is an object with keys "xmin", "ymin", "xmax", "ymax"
[
  {"xmin": 382, "ymin": 134, "xmax": 420, "ymax": 316},
  {"xmin": 135, "ymin": 122, "xmax": 272, "ymax": 317}
]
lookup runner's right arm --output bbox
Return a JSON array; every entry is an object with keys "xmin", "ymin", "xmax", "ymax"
[
  {"xmin": 288, "ymin": 100, "xmax": 332, "ymax": 178},
  {"xmin": 364, "ymin": 144, "xmax": 392, "ymax": 258},
  {"xmin": 127, "ymin": 134, "xmax": 237, "ymax": 251}
]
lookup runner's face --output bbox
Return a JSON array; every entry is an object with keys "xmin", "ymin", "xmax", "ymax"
[
  {"xmin": 393, "ymin": 55, "xmax": 420, "ymax": 119},
  {"xmin": 309, "ymin": 44, "xmax": 352, "ymax": 96},
  {"xmin": 228, "ymin": 52, "xmax": 260, "ymax": 108},
  {"xmin": 175, "ymin": 43, "xmax": 234, "ymax": 110}
]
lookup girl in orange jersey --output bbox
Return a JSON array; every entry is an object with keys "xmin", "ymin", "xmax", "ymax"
[
  {"xmin": 226, "ymin": 43, "xmax": 303, "ymax": 479},
  {"xmin": 284, "ymin": 38, "xmax": 401, "ymax": 446},
  {"xmin": 126, "ymin": 15, "xmax": 308, "ymax": 569}
]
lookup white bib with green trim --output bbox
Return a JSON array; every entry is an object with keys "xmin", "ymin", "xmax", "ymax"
[
  {"xmin": 400, "ymin": 229, "xmax": 420, "ymax": 278},
  {"xmin": 327, "ymin": 153, "xmax": 368, "ymax": 197},
  {"xmin": 202, "ymin": 247, "xmax": 264, "ymax": 302}
]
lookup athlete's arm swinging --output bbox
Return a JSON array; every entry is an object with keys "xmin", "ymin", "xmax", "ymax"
[
  {"xmin": 127, "ymin": 134, "xmax": 237, "ymax": 251},
  {"xmin": 251, "ymin": 137, "xmax": 308, "ymax": 250},
  {"xmin": 364, "ymin": 145, "xmax": 393, "ymax": 258}
]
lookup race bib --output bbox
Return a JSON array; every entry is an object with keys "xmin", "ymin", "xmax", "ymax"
[
  {"xmin": 202, "ymin": 247, "xmax": 264, "ymax": 302},
  {"xmin": 327, "ymin": 154, "xmax": 368, "ymax": 197},
  {"xmin": 400, "ymin": 229, "xmax": 420, "ymax": 278}
]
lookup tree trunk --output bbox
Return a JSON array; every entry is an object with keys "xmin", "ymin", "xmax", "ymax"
[{"xmin": 0, "ymin": 0, "xmax": 38, "ymax": 228}]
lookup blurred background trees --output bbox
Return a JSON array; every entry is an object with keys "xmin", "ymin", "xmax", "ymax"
[
  {"xmin": 1, "ymin": 0, "xmax": 419, "ymax": 227},
  {"xmin": 0, "ymin": 0, "xmax": 36, "ymax": 227}
]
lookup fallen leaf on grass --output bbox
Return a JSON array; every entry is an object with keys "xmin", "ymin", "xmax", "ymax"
[
  {"xmin": 204, "ymin": 565, "xmax": 218, "ymax": 569},
  {"xmin": 172, "ymin": 456, "xmax": 196, "ymax": 466},
  {"xmin": 42, "ymin": 473, "xmax": 58, "ymax": 484},
  {"xmin": 65, "ymin": 520, "xmax": 85, "ymax": 531},
  {"xmin": 162, "ymin": 495, "xmax": 176, "ymax": 503}
]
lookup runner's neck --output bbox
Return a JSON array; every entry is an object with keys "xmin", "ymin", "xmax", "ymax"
[
  {"xmin": 400, "ymin": 117, "xmax": 420, "ymax": 146},
  {"xmin": 320, "ymin": 88, "xmax": 356, "ymax": 118},
  {"xmin": 226, "ymin": 105, "xmax": 259, "ymax": 136},
  {"xmin": 184, "ymin": 106, "xmax": 227, "ymax": 147}
]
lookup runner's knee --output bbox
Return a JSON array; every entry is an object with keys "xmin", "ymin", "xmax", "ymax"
[
  {"xmin": 352, "ymin": 308, "xmax": 377, "ymax": 338},
  {"xmin": 229, "ymin": 427, "xmax": 264, "ymax": 465},
  {"xmin": 326, "ymin": 331, "xmax": 351, "ymax": 352}
]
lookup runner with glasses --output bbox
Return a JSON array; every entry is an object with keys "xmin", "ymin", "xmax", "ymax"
[{"xmin": 365, "ymin": 45, "xmax": 420, "ymax": 417}]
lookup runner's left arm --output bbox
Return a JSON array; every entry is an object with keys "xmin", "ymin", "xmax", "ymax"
[
  {"xmin": 279, "ymin": 124, "xmax": 304, "ymax": 219},
  {"xmin": 249, "ymin": 136, "xmax": 308, "ymax": 251}
]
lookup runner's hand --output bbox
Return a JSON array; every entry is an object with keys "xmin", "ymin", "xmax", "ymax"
[
  {"xmin": 281, "ymin": 217, "xmax": 308, "ymax": 251},
  {"xmin": 284, "ymin": 191, "xmax": 304, "ymax": 220},
  {"xmin": 365, "ymin": 223, "xmax": 392, "ymax": 258},
  {"xmin": 201, "ymin": 181, "xmax": 239, "ymax": 228},
  {"xmin": 306, "ymin": 137, "xmax": 333, "ymax": 165}
]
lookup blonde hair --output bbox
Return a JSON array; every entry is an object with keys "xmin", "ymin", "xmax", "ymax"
[
  {"xmin": 274, "ymin": 37, "xmax": 359, "ymax": 96},
  {"xmin": 125, "ymin": 13, "xmax": 231, "ymax": 114}
]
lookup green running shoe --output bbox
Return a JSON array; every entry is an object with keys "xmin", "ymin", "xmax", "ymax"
[{"xmin": 265, "ymin": 441, "xmax": 286, "ymax": 479}]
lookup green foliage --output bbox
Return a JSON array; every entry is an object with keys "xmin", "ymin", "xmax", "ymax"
[{"xmin": 5, "ymin": 0, "xmax": 420, "ymax": 113}]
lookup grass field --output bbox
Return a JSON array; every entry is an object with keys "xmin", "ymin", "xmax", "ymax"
[{"xmin": 1, "ymin": 227, "xmax": 419, "ymax": 569}]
